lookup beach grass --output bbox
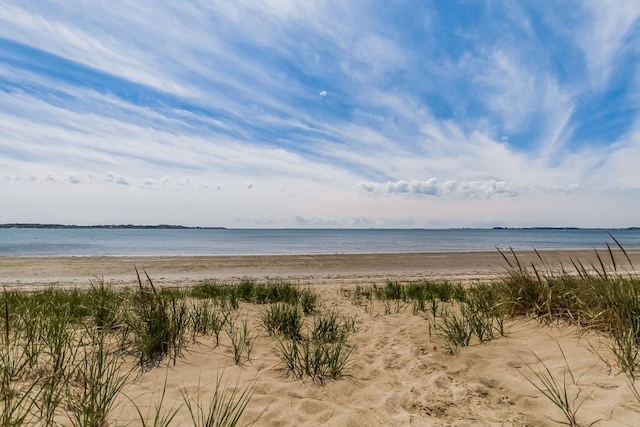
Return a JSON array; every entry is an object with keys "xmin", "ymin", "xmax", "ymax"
[
  {"xmin": 0, "ymin": 276, "xmax": 324, "ymax": 425},
  {"xmin": 338, "ymin": 244, "xmax": 639, "ymax": 423},
  {"xmin": 497, "ymin": 243, "xmax": 639, "ymax": 377},
  {"xmin": 261, "ymin": 304, "xmax": 355, "ymax": 383},
  {"xmin": 131, "ymin": 377, "xmax": 181, "ymax": 427},
  {"xmin": 66, "ymin": 329, "xmax": 131, "ymax": 427},
  {"xmin": 344, "ymin": 279, "xmax": 466, "ymax": 317},
  {"xmin": 227, "ymin": 315, "xmax": 256, "ymax": 365},
  {"xmin": 515, "ymin": 344, "xmax": 594, "ymax": 427},
  {"xmin": 273, "ymin": 334, "xmax": 352, "ymax": 385},
  {"xmin": 260, "ymin": 303, "xmax": 303, "ymax": 341},
  {"xmin": 1, "ymin": 243, "xmax": 638, "ymax": 425},
  {"xmin": 341, "ymin": 243, "xmax": 638, "ymax": 376},
  {"xmin": 180, "ymin": 373, "xmax": 255, "ymax": 427},
  {"xmin": 185, "ymin": 279, "xmax": 316, "ymax": 312}
]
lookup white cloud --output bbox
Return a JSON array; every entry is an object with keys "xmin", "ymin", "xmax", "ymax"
[
  {"xmin": 0, "ymin": 1, "xmax": 636, "ymax": 228},
  {"xmin": 115, "ymin": 176, "xmax": 129, "ymax": 186},
  {"xmin": 476, "ymin": 49, "xmax": 536, "ymax": 131},
  {"xmin": 468, "ymin": 49, "xmax": 576, "ymax": 155},
  {"xmin": 345, "ymin": 34, "xmax": 409, "ymax": 81},
  {"xmin": 0, "ymin": 91, "xmax": 362, "ymax": 186},
  {"xmin": 66, "ymin": 173, "xmax": 81, "ymax": 184},
  {"xmin": 358, "ymin": 178, "xmax": 518, "ymax": 198},
  {"xmin": 584, "ymin": 126, "xmax": 640, "ymax": 190},
  {"xmin": 0, "ymin": 2, "xmax": 196, "ymax": 96},
  {"xmin": 578, "ymin": 0, "xmax": 640, "ymax": 89},
  {"xmin": 104, "ymin": 172, "xmax": 129, "ymax": 186}
]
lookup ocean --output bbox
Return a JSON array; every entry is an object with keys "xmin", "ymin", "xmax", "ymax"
[{"xmin": 0, "ymin": 228, "xmax": 638, "ymax": 257}]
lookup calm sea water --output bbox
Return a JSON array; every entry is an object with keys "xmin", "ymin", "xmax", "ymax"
[{"xmin": 0, "ymin": 228, "xmax": 638, "ymax": 257}]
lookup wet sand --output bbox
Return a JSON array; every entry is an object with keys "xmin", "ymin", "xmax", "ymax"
[{"xmin": 2, "ymin": 249, "xmax": 638, "ymax": 288}]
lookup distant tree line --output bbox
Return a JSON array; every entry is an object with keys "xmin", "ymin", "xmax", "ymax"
[{"xmin": 0, "ymin": 223, "xmax": 226, "ymax": 229}]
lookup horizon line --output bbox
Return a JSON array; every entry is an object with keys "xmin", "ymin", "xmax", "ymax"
[{"xmin": 1, "ymin": 223, "xmax": 638, "ymax": 231}]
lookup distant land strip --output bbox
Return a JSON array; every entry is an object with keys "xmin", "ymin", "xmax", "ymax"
[
  {"xmin": 0, "ymin": 224, "xmax": 637, "ymax": 230},
  {"xmin": 0, "ymin": 223, "xmax": 226, "ymax": 229},
  {"xmin": 491, "ymin": 226, "xmax": 639, "ymax": 230}
]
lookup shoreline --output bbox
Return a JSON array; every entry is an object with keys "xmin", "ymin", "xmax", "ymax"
[{"xmin": 2, "ymin": 249, "xmax": 638, "ymax": 288}]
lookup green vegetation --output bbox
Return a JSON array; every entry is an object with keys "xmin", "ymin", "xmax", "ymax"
[
  {"xmin": 261, "ymin": 303, "xmax": 303, "ymax": 340},
  {"xmin": 516, "ymin": 344, "xmax": 595, "ymax": 427},
  {"xmin": 181, "ymin": 374, "xmax": 255, "ymax": 427},
  {"xmin": 343, "ymin": 239, "xmax": 639, "ymax": 423},
  {"xmin": 1, "ymin": 241, "xmax": 637, "ymax": 424},
  {"xmin": 131, "ymin": 377, "xmax": 181, "ymax": 427},
  {"xmin": 343, "ymin": 279, "xmax": 506, "ymax": 353},
  {"xmin": 186, "ymin": 279, "xmax": 316, "ymax": 313},
  {"xmin": 346, "ymin": 280, "xmax": 466, "ymax": 316},
  {"xmin": 226, "ymin": 315, "xmax": 256, "ymax": 365},
  {"xmin": 344, "ymin": 241, "xmax": 638, "ymax": 377},
  {"xmin": 497, "ymin": 242, "xmax": 639, "ymax": 378},
  {"xmin": 270, "ymin": 309, "xmax": 355, "ymax": 384},
  {"xmin": 66, "ymin": 329, "xmax": 131, "ymax": 427},
  {"xmin": 0, "ymin": 276, "xmax": 324, "ymax": 425},
  {"xmin": 435, "ymin": 283, "xmax": 508, "ymax": 354}
]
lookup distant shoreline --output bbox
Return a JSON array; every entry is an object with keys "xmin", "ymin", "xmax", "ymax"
[
  {"xmin": 1, "ymin": 223, "xmax": 637, "ymax": 230},
  {"xmin": 0, "ymin": 223, "xmax": 226, "ymax": 230}
]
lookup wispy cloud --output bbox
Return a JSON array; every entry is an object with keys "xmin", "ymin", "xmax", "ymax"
[
  {"xmin": 358, "ymin": 178, "xmax": 518, "ymax": 198},
  {"xmin": 577, "ymin": 0, "xmax": 640, "ymax": 90},
  {"xmin": 0, "ymin": 1, "xmax": 637, "ymax": 227}
]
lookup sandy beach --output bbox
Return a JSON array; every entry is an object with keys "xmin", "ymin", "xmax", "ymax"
[
  {"xmin": 4, "ymin": 0, "xmax": 638, "ymax": 425},
  {"xmin": 2, "ymin": 249, "xmax": 639, "ymax": 288},
  {"xmin": 2, "ymin": 250, "xmax": 639, "ymax": 426}
]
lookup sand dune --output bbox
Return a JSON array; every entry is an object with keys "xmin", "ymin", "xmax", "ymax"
[
  {"xmin": 106, "ymin": 285, "xmax": 639, "ymax": 426},
  {"xmin": 2, "ymin": 251, "xmax": 639, "ymax": 425}
]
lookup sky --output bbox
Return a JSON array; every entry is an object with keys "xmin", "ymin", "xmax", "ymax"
[{"xmin": 0, "ymin": 0, "xmax": 638, "ymax": 228}]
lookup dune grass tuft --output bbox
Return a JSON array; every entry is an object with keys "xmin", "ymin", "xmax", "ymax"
[
  {"xmin": 498, "ymin": 241, "xmax": 639, "ymax": 377},
  {"xmin": 272, "ymin": 310, "xmax": 354, "ymax": 384},
  {"xmin": 0, "ymin": 273, "xmax": 327, "ymax": 425},
  {"xmin": 261, "ymin": 303, "xmax": 303, "ymax": 341},
  {"xmin": 515, "ymin": 344, "xmax": 596, "ymax": 427},
  {"xmin": 181, "ymin": 373, "xmax": 255, "ymax": 427}
]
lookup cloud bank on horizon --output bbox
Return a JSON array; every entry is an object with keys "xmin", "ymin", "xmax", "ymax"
[{"xmin": 0, "ymin": 0, "xmax": 638, "ymax": 228}]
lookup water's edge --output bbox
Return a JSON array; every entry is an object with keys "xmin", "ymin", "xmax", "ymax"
[{"xmin": 1, "ymin": 228, "xmax": 638, "ymax": 257}]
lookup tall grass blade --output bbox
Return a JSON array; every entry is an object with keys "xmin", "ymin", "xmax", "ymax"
[
  {"xmin": 181, "ymin": 373, "xmax": 255, "ymax": 427},
  {"xmin": 3, "ymin": 289, "xmax": 8, "ymax": 346},
  {"xmin": 593, "ymin": 250, "xmax": 608, "ymax": 281},
  {"xmin": 608, "ymin": 233, "xmax": 634, "ymax": 268},
  {"xmin": 606, "ymin": 243, "xmax": 617, "ymax": 273},
  {"xmin": 496, "ymin": 246, "xmax": 514, "ymax": 270},
  {"xmin": 516, "ymin": 347, "xmax": 588, "ymax": 427},
  {"xmin": 130, "ymin": 377, "xmax": 181, "ymax": 427},
  {"xmin": 570, "ymin": 259, "xmax": 585, "ymax": 280},
  {"xmin": 509, "ymin": 247, "xmax": 523, "ymax": 273}
]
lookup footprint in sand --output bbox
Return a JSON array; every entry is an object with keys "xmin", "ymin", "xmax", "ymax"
[
  {"xmin": 422, "ymin": 362, "xmax": 448, "ymax": 374},
  {"xmin": 496, "ymin": 395, "xmax": 515, "ymax": 405}
]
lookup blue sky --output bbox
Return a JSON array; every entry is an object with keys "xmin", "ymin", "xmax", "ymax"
[{"xmin": 0, "ymin": 0, "xmax": 638, "ymax": 228}]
